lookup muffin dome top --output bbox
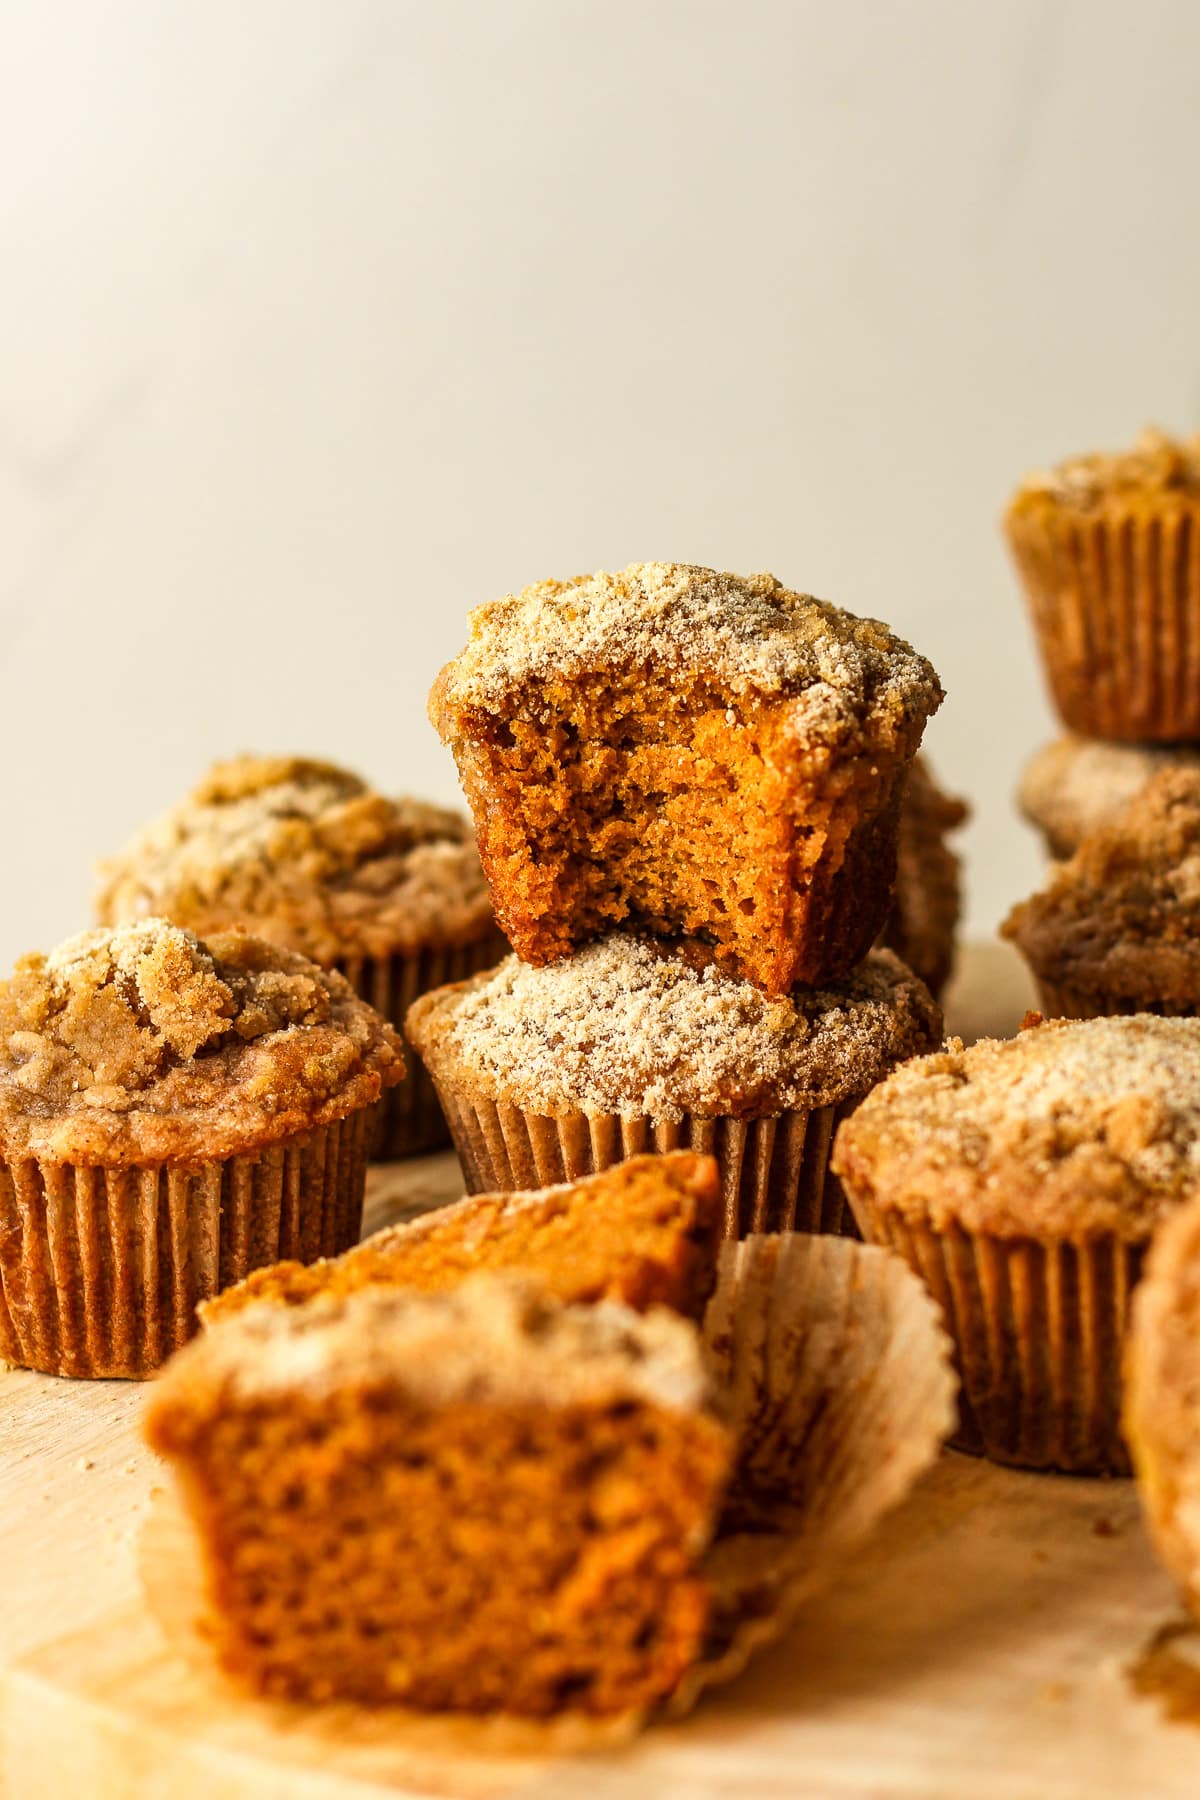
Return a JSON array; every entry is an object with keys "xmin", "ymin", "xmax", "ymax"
[
  {"xmin": 95, "ymin": 755, "xmax": 493, "ymax": 963},
  {"xmin": 0, "ymin": 919, "xmax": 403, "ymax": 1164},
  {"xmin": 431, "ymin": 563, "xmax": 942, "ymax": 750},
  {"xmin": 832, "ymin": 1013, "xmax": 1200, "ymax": 1239},
  {"xmin": 1009, "ymin": 427, "xmax": 1200, "ymax": 517},
  {"xmin": 405, "ymin": 937, "xmax": 941, "ymax": 1122},
  {"xmin": 1003, "ymin": 768, "xmax": 1200, "ymax": 1008},
  {"xmin": 1017, "ymin": 736, "xmax": 1199, "ymax": 861}
]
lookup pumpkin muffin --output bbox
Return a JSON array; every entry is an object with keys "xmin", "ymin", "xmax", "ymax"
[
  {"xmin": 1124, "ymin": 1190, "xmax": 1200, "ymax": 1614},
  {"xmin": 832, "ymin": 1012, "xmax": 1200, "ymax": 1472},
  {"xmin": 202, "ymin": 1150, "xmax": 721, "ymax": 1328},
  {"xmin": 1017, "ymin": 735, "xmax": 1200, "ymax": 861},
  {"xmin": 145, "ymin": 1276, "xmax": 733, "ymax": 1715},
  {"xmin": 95, "ymin": 755, "xmax": 503, "ymax": 1158},
  {"xmin": 430, "ymin": 563, "xmax": 943, "ymax": 995},
  {"xmin": 878, "ymin": 754, "xmax": 968, "ymax": 998},
  {"xmin": 0, "ymin": 919, "xmax": 402, "ymax": 1378},
  {"xmin": 1003, "ymin": 768, "xmax": 1200, "ymax": 1020},
  {"xmin": 1005, "ymin": 427, "xmax": 1200, "ymax": 740},
  {"xmin": 406, "ymin": 937, "xmax": 941, "ymax": 1240}
]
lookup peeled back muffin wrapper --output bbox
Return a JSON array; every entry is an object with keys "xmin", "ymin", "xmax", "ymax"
[
  {"xmin": 0, "ymin": 1107, "xmax": 376, "ymax": 1379},
  {"xmin": 141, "ymin": 1230, "xmax": 955, "ymax": 1745}
]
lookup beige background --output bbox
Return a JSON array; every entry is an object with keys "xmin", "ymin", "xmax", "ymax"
[{"xmin": 2, "ymin": 0, "xmax": 1198, "ymax": 966}]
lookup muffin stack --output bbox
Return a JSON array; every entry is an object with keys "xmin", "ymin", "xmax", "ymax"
[
  {"xmin": 1004, "ymin": 430, "xmax": 1200, "ymax": 1017},
  {"xmin": 409, "ymin": 561, "xmax": 948, "ymax": 1238}
]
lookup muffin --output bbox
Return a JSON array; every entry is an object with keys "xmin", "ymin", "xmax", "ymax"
[
  {"xmin": 430, "ymin": 563, "xmax": 943, "ymax": 995},
  {"xmin": 406, "ymin": 937, "xmax": 942, "ymax": 1239},
  {"xmin": 201, "ymin": 1150, "xmax": 723, "ymax": 1328},
  {"xmin": 0, "ymin": 919, "xmax": 402, "ymax": 1378},
  {"xmin": 878, "ymin": 754, "xmax": 968, "ymax": 997},
  {"xmin": 145, "ymin": 1275, "xmax": 733, "ymax": 1715},
  {"xmin": 95, "ymin": 755, "xmax": 503, "ymax": 1157},
  {"xmin": 1005, "ymin": 427, "xmax": 1200, "ymax": 740},
  {"xmin": 1124, "ymin": 1190, "xmax": 1200, "ymax": 1612},
  {"xmin": 1017, "ymin": 735, "xmax": 1200, "ymax": 861},
  {"xmin": 1003, "ymin": 767, "xmax": 1200, "ymax": 1019},
  {"xmin": 832, "ymin": 1012, "xmax": 1200, "ymax": 1472}
]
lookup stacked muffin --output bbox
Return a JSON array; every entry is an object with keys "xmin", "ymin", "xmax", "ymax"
[
  {"xmin": 1004, "ymin": 430, "xmax": 1200, "ymax": 1017},
  {"xmin": 408, "ymin": 561, "xmax": 948, "ymax": 1237}
]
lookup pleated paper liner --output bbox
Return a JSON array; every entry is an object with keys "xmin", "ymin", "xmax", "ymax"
[
  {"xmin": 1008, "ymin": 503, "xmax": 1200, "ymax": 741},
  {"xmin": 0, "ymin": 1105, "xmax": 375, "ymax": 1379},
  {"xmin": 334, "ymin": 933, "xmax": 506, "ymax": 1159},
  {"xmin": 434, "ymin": 1086, "xmax": 861, "ymax": 1240},
  {"xmin": 852, "ymin": 1202, "xmax": 1145, "ymax": 1474},
  {"xmin": 139, "ymin": 1230, "xmax": 955, "ymax": 1748},
  {"xmin": 1031, "ymin": 977, "xmax": 1200, "ymax": 1023}
]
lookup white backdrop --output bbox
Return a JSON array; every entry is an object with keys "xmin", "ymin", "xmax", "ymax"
[{"xmin": 3, "ymin": 0, "xmax": 1198, "ymax": 967}]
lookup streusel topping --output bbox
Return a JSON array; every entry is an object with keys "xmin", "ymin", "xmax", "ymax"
[
  {"xmin": 406, "ymin": 938, "xmax": 941, "ymax": 1120},
  {"xmin": 432, "ymin": 563, "xmax": 942, "ymax": 746},
  {"xmin": 0, "ymin": 919, "xmax": 403, "ymax": 1163},
  {"xmin": 95, "ymin": 755, "xmax": 493, "ymax": 962},
  {"xmin": 1011, "ymin": 428, "xmax": 1200, "ymax": 514},
  {"xmin": 833, "ymin": 1013, "xmax": 1200, "ymax": 1237},
  {"xmin": 1018, "ymin": 736, "xmax": 1200, "ymax": 860}
]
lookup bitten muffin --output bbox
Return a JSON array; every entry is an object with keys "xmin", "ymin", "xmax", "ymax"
[
  {"xmin": 1124, "ymin": 1191, "xmax": 1200, "ymax": 1614},
  {"xmin": 832, "ymin": 1013, "xmax": 1200, "ymax": 1473},
  {"xmin": 1003, "ymin": 768, "xmax": 1200, "ymax": 1020},
  {"xmin": 879, "ymin": 755, "xmax": 968, "ymax": 998},
  {"xmin": 0, "ymin": 920, "xmax": 402, "ymax": 1377},
  {"xmin": 95, "ymin": 755, "xmax": 503, "ymax": 1157},
  {"xmin": 1017, "ymin": 735, "xmax": 1200, "ymax": 862},
  {"xmin": 406, "ymin": 937, "xmax": 942, "ymax": 1239},
  {"xmin": 1005, "ymin": 427, "xmax": 1200, "ymax": 741},
  {"xmin": 201, "ymin": 1150, "xmax": 722, "ymax": 1328},
  {"xmin": 145, "ymin": 1276, "xmax": 733, "ymax": 1715},
  {"xmin": 430, "ymin": 563, "xmax": 943, "ymax": 995}
]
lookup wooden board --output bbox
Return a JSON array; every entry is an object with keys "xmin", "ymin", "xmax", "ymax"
[{"xmin": 6, "ymin": 944, "xmax": 1200, "ymax": 1799}]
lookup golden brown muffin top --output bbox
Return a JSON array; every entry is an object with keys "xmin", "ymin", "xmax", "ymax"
[
  {"xmin": 1009, "ymin": 427, "xmax": 1200, "ymax": 519},
  {"xmin": 832, "ymin": 1013, "xmax": 1200, "ymax": 1239},
  {"xmin": 0, "ymin": 919, "xmax": 403, "ymax": 1165},
  {"xmin": 95, "ymin": 755, "xmax": 493, "ymax": 963},
  {"xmin": 151, "ymin": 1274, "xmax": 721, "ymax": 1417},
  {"xmin": 406, "ymin": 938, "xmax": 941, "ymax": 1122},
  {"xmin": 1003, "ymin": 768, "xmax": 1200, "ymax": 1007},
  {"xmin": 431, "ymin": 562, "xmax": 942, "ymax": 750},
  {"xmin": 1017, "ymin": 736, "xmax": 1200, "ymax": 862}
]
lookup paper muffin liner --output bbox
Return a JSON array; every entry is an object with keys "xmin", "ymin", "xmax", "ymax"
[
  {"xmin": 431, "ymin": 1084, "xmax": 861, "ymax": 1240},
  {"xmin": 0, "ymin": 1106, "xmax": 375, "ymax": 1379},
  {"xmin": 140, "ymin": 1230, "xmax": 955, "ymax": 1744},
  {"xmin": 1032, "ymin": 976, "xmax": 1200, "ymax": 1023},
  {"xmin": 849, "ymin": 1198, "xmax": 1145, "ymax": 1473},
  {"xmin": 1008, "ymin": 504, "xmax": 1200, "ymax": 741},
  {"xmin": 334, "ymin": 933, "xmax": 505, "ymax": 1159}
]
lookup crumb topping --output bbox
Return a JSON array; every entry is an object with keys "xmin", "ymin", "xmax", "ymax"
[
  {"xmin": 833, "ymin": 1013, "xmax": 1200, "ymax": 1238},
  {"xmin": 1018, "ymin": 737, "xmax": 1200, "ymax": 860},
  {"xmin": 406, "ymin": 938, "xmax": 941, "ymax": 1121},
  {"xmin": 0, "ymin": 919, "xmax": 403, "ymax": 1164},
  {"xmin": 95, "ymin": 755, "xmax": 493, "ymax": 962},
  {"xmin": 1004, "ymin": 768, "xmax": 1200, "ymax": 1005},
  {"xmin": 169, "ymin": 1275, "xmax": 716, "ymax": 1415},
  {"xmin": 1011, "ymin": 427, "xmax": 1200, "ymax": 515},
  {"xmin": 432, "ymin": 562, "xmax": 942, "ymax": 747}
]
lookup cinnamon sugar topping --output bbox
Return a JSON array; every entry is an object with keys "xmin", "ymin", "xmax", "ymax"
[{"xmin": 1012, "ymin": 427, "xmax": 1200, "ymax": 513}]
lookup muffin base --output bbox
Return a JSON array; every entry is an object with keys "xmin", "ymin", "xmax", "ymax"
[
  {"xmin": 336, "ymin": 935, "xmax": 505, "ymax": 1159},
  {"xmin": 1033, "ymin": 977, "xmax": 1200, "ymax": 1023},
  {"xmin": 434, "ymin": 1088, "xmax": 860, "ymax": 1241},
  {"xmin": 0, "ymin": 1107, "xmax": 375, "ymax": 1379},
  {"xmin": 851, "ymin": 1202, "xmax": 1143, "ymax": 1473}
]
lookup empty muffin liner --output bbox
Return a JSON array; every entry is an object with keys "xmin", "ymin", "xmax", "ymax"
[
  {"xmin": 141, "ymin": 1230, "xmax": 955, "ymax": 1747},
  {"xmin": 432, "ymin": 1085, "xmax": 861, "ymax": 1240},
  {"xmin": 0, "ymin": 1105, "xmax": 376, "ymax": 1379},
  {"xmin": 334, "ymin": 935, "xmax": 505, "ymax": 1159},
  {"xmin": 1009, "ymin": 505, "xmax": 1200, "ymax": 741},
  {"xmin": 849, "ymin": 1199, "xmax": 1145, "ymax": 1474}
]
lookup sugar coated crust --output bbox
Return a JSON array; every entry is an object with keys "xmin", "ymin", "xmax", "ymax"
[
  {"xmin": 1003, "ymin": 768, "xmax": 1200, "ymax": 1008},
  {"xmin": 0, "ymin": 919, "xmax": 403, "ymax": 1164},
  {"xmin": 406, "ymin": 938, "xmax": 941, "ymax": 1121},
  {"xmin": 833, "ymin": 1013, "xmax": 1200, "ymax": 1239},
  {"xmin": 1008, "ymin": 427, "xmax": 1200, "ymax": 519},
  {"xmin": 1017, "ymin": 737, "xmax": 1200, "ymax": 860},
  {"xmin": 95, "ymin": 755, "xmax": 493, "ymax": 962},
  {"xmin": 431, "ymin": 562, "xmax": 942, "ymax": 749}
]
